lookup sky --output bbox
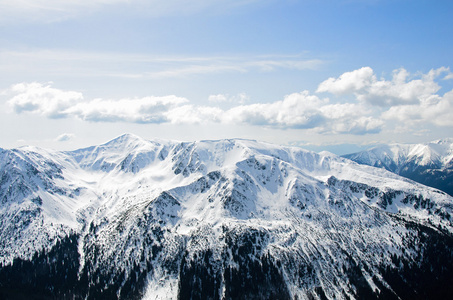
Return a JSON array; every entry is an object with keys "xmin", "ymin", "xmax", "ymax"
[{"xmin": 1, "ymin": 0, "xmax": 453, "ymax": 154}]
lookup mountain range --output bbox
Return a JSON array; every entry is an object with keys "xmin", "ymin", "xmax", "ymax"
[
  {"xmin": 1, "ymin": 134, "xmax": 453, "ymax": 299},
  {"xmin": 343, "ymin": 138, "xmax": 453, "ymax": 197}
]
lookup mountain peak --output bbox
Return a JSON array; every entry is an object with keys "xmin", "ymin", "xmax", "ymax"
[
  {"xmin": 2, "ymin": 135, "xmax": 453, "ymax": 299},
  {"xmin": 432, "ymin": 137, "xmax": 453, "ymax": 145},
  {"xmin": 102, "ymin": 133, "xmax": 150, "ymax": 149},
  {"xmin": 344, "ymin": 138, "xmax": 453, "ymax": 196}
]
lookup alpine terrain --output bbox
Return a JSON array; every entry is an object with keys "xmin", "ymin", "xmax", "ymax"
[
  {"xmin": 1, "ymin": 134, "xmax": 453, "ymax": 299},
  {"xmin": 343, "ymin": 138, "xmax": 453, "ymax": 197}
]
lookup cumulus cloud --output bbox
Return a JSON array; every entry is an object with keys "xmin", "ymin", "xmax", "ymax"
[
  {"xmin": 6, "ymin": 82, "xmax": 188, "ymax": 123},
  {"xmin": 5, "ymin": 82, "xmax": 383, "ymax": 135},
  {"xmin": 66, "ymin": 96, "xmax": 188, "ymax": 123},
  {"xmin": 7, "ymin": 82, "xmax": 84, "ymax": 118},
  {"xmin": 224, "ymin": 91, "xmax": 328, "ymax": 129},
  {"xmin": 317, "ymin": 66, "xmax": 451, "ymax": 107},
  {"xmin": 8, "ymin": 66, "xmax": 453, "ymax": 137},
  {"xmin": 329, "ymin": 116, "xmax": 384, "ymax": 135},
  {"xmin": 238, "ymin": 93, "xmax": 382, "ymax": 134},
  {"xmin": 382, "ymin": 91, "xmax": 453, "ymax": 127},
  {"xmin": 164, "ymin": 105, "xmax": 223, "ymax": 124},
  {"xmin": 318, "ymin": 103, "xmax": 384, "ymax": 134},
  {"xmin": 217, "ymin": 91, "xmax": 383, "ymax": 134},
  {"xmin": 316, "ymin": 66, "xmax": 453, "ymax": 131},
  {"xmin": 317, "ymin": 67, "xmax": 375, "ymax": 96}
]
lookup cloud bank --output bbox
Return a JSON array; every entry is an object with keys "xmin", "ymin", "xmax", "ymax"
[
  {"xmin": 7, "ymin": 82, "xmax": 188, "ymax": 123},
  {"xmin": 317, "ymin": 66, "xmax": 450, "ymax": 106},
  {"xmin": 317, "ymin": 66, "xmax": 453, "ymax": 128},
  {"xmin": 7, "ymin": 82, "xmax": 84, "ymax": 118},
  {"xmin": 6, "ymin": 66, "xmax": 453, "ymax": 135},
  {"xmin": 5, "ymin": 83, "xmax": 380, "ymax": 134}
]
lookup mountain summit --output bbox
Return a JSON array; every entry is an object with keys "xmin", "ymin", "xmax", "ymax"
[
  {"xmin": 343, "ymin": 138, "xmax": 453, "ymax": 196},
  {"xmin": 1, "ymin": 136, "xmax": 453, "ymax": 299}
]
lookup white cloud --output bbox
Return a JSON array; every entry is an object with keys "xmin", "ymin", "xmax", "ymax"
[
  {"xmin": 224, "ymin": 91, "xmax": 327, "ymax": 129},
  {"xmin": 7, "ymin": 82, "xmax": 83, "ymax": 118},
  {"xmin": 315, "ymin": 66, "xmax": 453, "ymax": 132},
  {"xmin": 208, "ymin": 93, "xmax": 249, "ymax": 104},
  {"xmin": 221, "ymin": 91, "xmax": 382, "ymax": 134},
  {"xmin": 6, "ymin": 82, "xmax": 188, "ymax": 123},
  {"xmin": 5, "ymin": 82, "xmax": 383, "ymax": 134},
  {"xmin": 317, "ymin": 103, "xmax": 383, "ymax": 134},
  {"xmin": 236, "ymin": 93, "xmax": 250, "ymax": 104},
  {"xmin": 208, "ymin": 94, "xmax": 229, "ymax": 103},
  {"xmin": 328, "ymin": 116, "xmax": 384, "ymax": 135},
  {"xmin": 317, "ymin": 67, "xmax": 449, "ymax": 107},
  {"xmin": 382, "ymin": 91, "xmax": 453, "ymax": 127},
  {"xmin": 55, "ymin": 133, "xmax": 75, "ymax": 142},
  {"xmin": 66, "ymin": 96, "xmax": 189, "ymax": 123},
  {"xmin": 317, "ymin": 67, "xmax": 375, "ymax": 95},
  {"xmin": 9, "ymin": 66, "xmax": 453, "ymax": 137},
  {"xmin": 319, "ymin": 102, "xmax": 367, "ymax": 120},
  {"xmin": 164, "ymin": 105, "xmax": 223, "ymax": 125}
]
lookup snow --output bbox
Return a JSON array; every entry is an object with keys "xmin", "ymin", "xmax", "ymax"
[
  {"xmin": 1, "ymin": 134, "xmax": 453, "ymax": 298},
  {"xmin": 142, "ymin": 272, "xmax": 179, "ymax": 300},
  {"xmin": 3, "ymin": 135, "xmax": 452, "ymax": 234},
  {"xmin": 345, "ymin": 138, "xmax": 453, "ymax": 170}
]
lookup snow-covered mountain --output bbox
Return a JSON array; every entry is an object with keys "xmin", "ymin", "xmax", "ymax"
[
  {"xmin": 1, "ymin": 134, "xmax": 453, "ymax": 299},
  {"xmin": 343, "ymin": 138, "xmax": 453, "ymax": 196}
]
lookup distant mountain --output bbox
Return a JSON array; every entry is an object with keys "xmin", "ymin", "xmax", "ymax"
[
  {"xmin": 343, "ymin": 138, "xmax": 453, "ymax": 196},
  {"xmin": 1, "ymin": 134, "xmax": 453, "ymax": 299}
]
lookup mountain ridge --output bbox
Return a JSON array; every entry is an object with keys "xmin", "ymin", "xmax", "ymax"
[
  {"xmin": 343, "ymin": 138, "xmax": 453, "ymax": 196},
  {"xmin": 1, "ymin": 135, "xmax": 453, "ymax": 299}
]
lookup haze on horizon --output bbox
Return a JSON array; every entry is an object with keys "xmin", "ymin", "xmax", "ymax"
[{"xmin": 1, "ymin": 0, "xmax": 452, "ymax": 154}]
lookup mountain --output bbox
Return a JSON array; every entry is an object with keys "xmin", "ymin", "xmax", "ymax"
[
  {"xmin": 343, "ymin": 138, "xmax": 453, "ymax": 196},
  {"xmin": 1, "ymin": 134, "xmax": 453, "ymax": 299}
]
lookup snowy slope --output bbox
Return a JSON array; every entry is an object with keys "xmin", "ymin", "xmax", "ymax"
[
  {"xmin": 343, "ymin": 138, "xmax": 453, "ymax": 171},
  {"xmin": 1, "ymin": 134, "xmax": 453, "ymax": 299},
  {"xmin": 343, "ymin": 138, "xmax": 453, "ymax": 196}
]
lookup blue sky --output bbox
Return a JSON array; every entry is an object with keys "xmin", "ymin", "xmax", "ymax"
[{"xmin": 1, "ymin": 0, "xmax": 452, "ymax": 154}]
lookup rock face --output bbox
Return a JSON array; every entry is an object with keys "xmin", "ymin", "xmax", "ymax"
[
  {"xmin": 1, "ymin": 134, "xmax": 453, "ymax": 299},
  {"xmin": 343, "ymin": 138, "xmax": 453, "ymax": 196}
]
